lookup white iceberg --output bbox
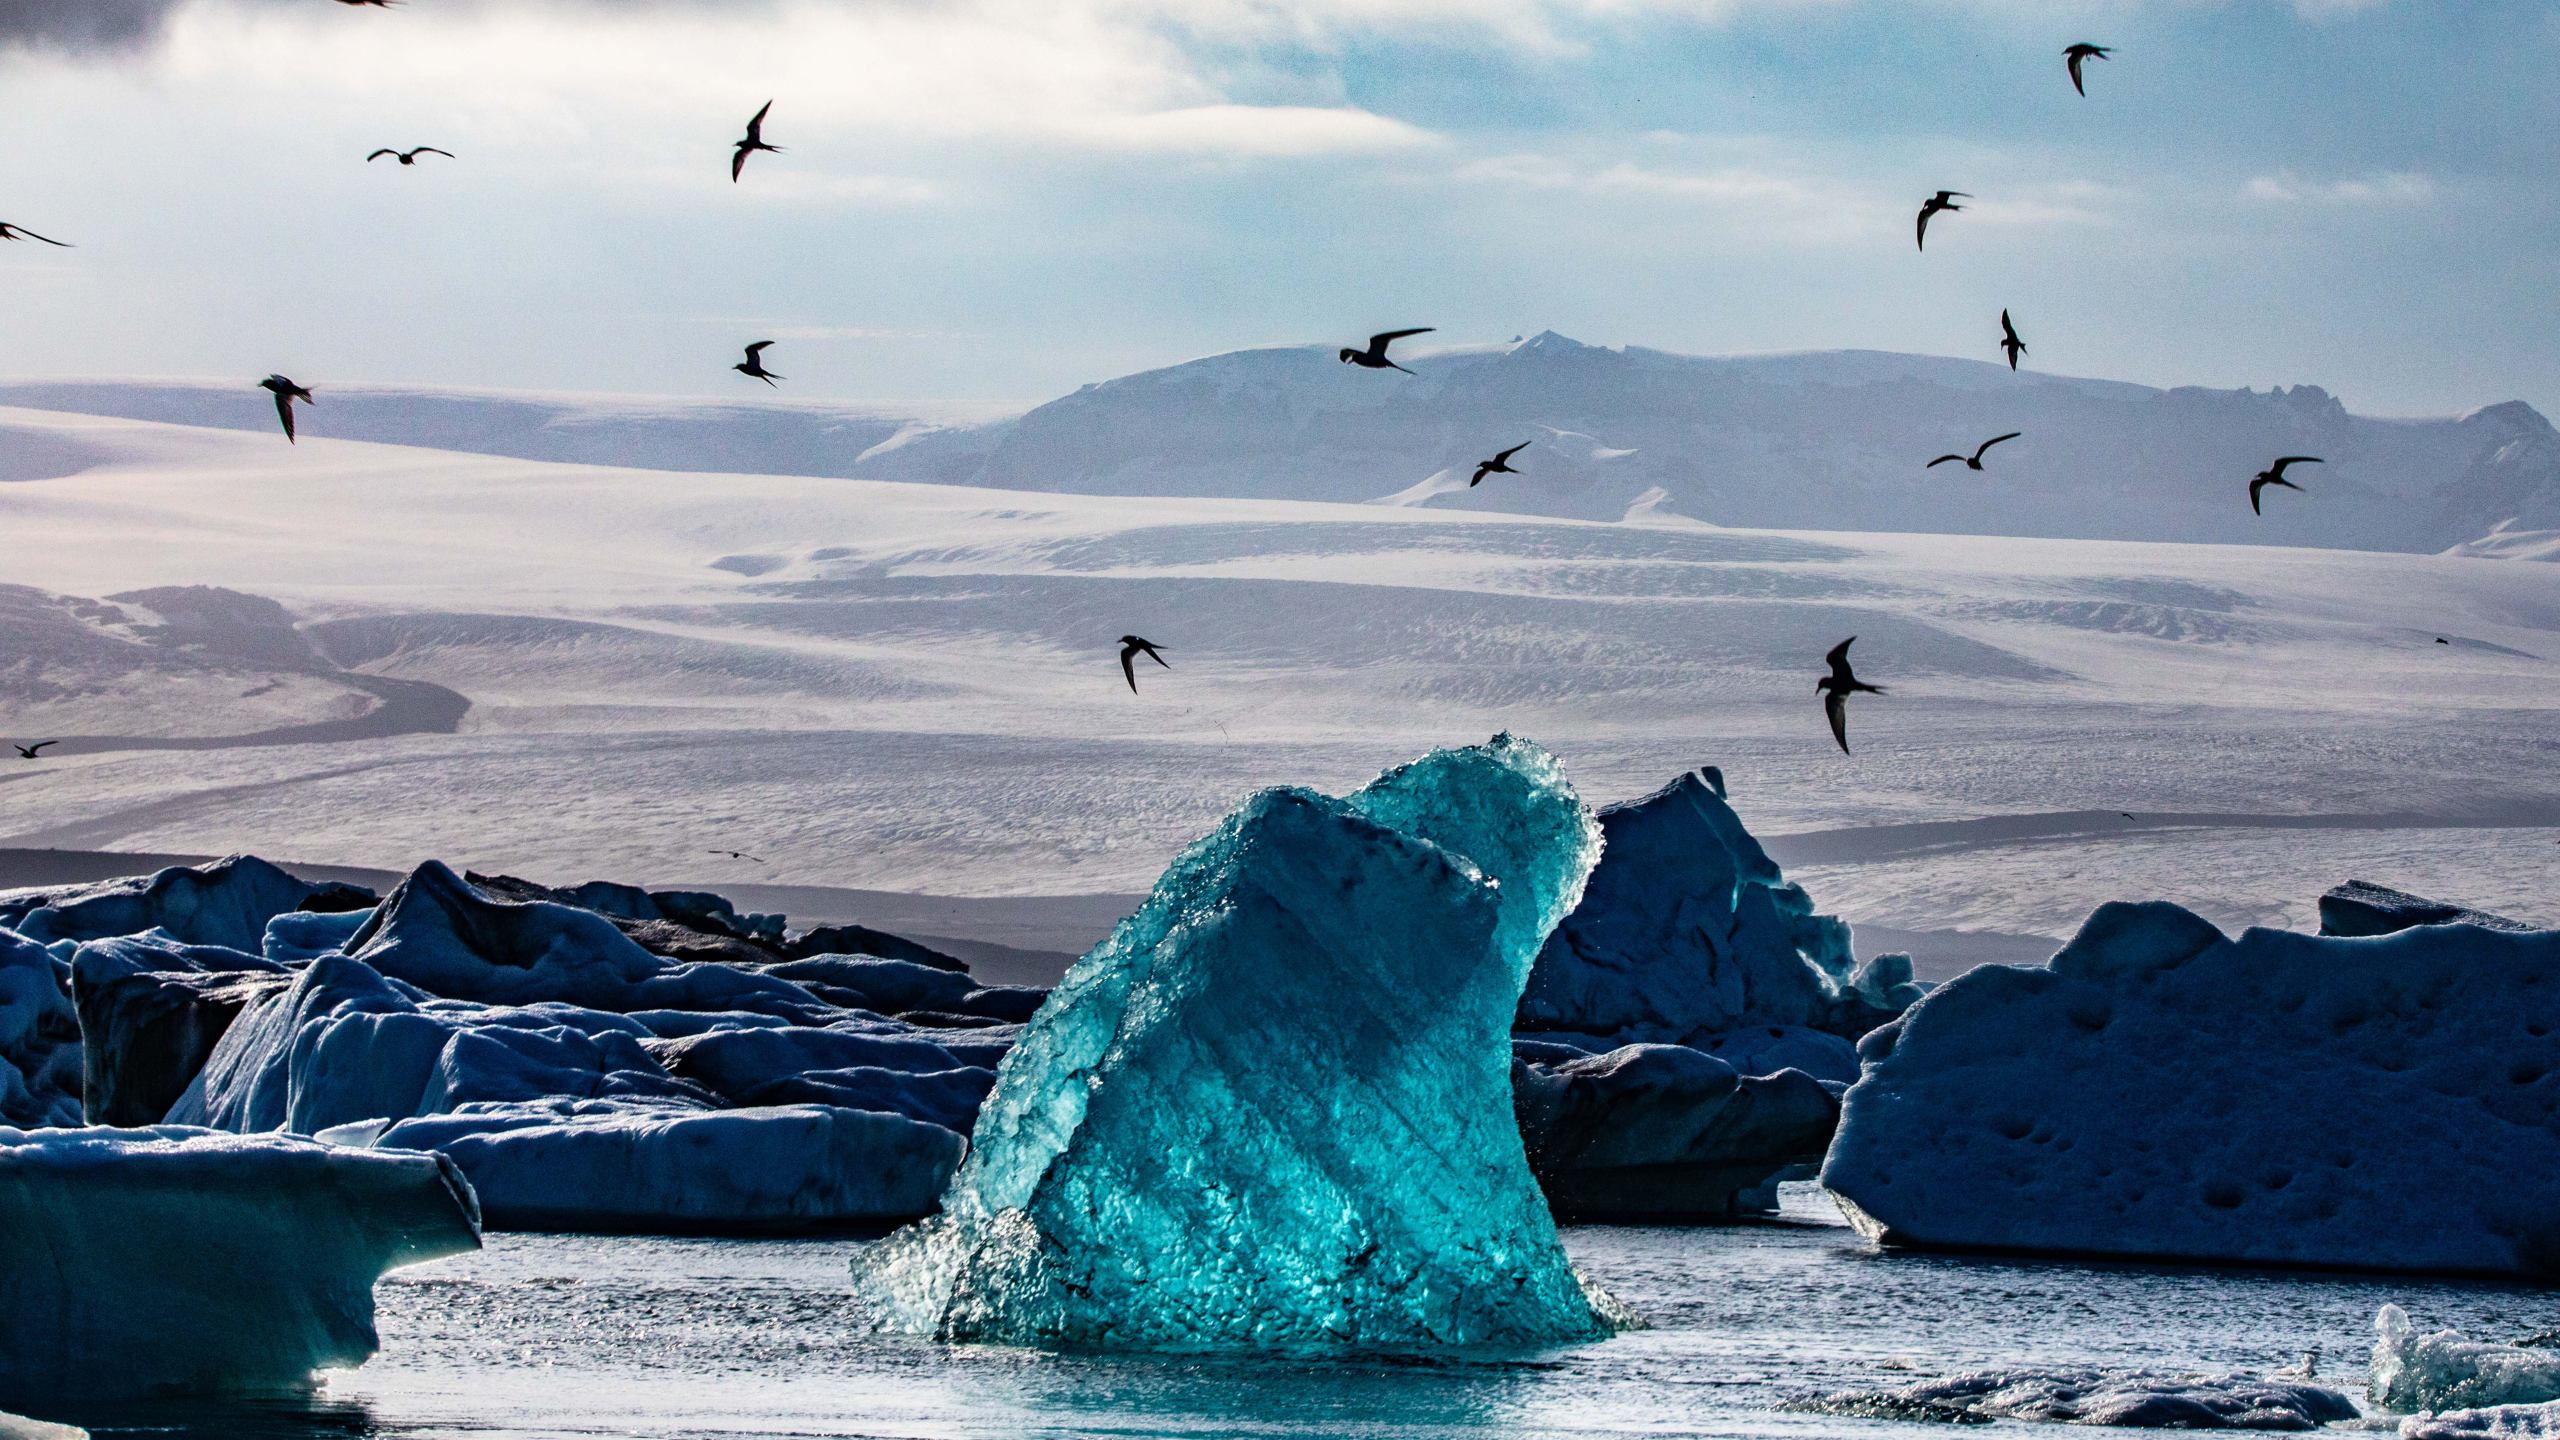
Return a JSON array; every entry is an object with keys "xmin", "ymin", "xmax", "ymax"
[{"xmin": 2374, "ymin": 1305, "xmax": 2560, "ymax": 1414}]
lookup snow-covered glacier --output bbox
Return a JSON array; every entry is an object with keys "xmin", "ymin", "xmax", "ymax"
[
  {"xmin": 0, "ymin": 1125, "xmax": 479, "ymax": 1406},
  {"xmin": 1822, "ymin": 900, "xmax": 2560, "ymax": 1277},
  {"xmin": 854, "ymin": 736, "xmax": 1633, "ymax": 1350}
]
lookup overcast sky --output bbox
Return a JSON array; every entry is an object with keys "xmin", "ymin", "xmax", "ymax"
[{"xmin": 0, "ymin": 0, "xmax": 2551, "ymax": 416}]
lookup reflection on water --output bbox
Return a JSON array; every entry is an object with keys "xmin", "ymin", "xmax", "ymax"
[{"xmin": 27, "ymin": 1189, "xmax": 2560, "ymax": 1440}]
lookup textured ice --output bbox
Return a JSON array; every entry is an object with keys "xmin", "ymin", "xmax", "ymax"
[
  {"xmin": 0, "ymin": 1125, "xmax": 478, "ymax": 1406},
  {"xmin": 0, "ymin": 929, "xmax": 81, "ymax": 1129},
  {"xmin": 2402, "ymin": 1403, "xmax": 2560, "ymax": 1439},
  {"xmin": 0, "ymin": 855, "xmax": 372, "ymax": 952},
  {"xmin": 854, "ymin": 735, "xmax": 1630, "ymax": 1350},
  {"xmin": 2319, "ymin": 881, "xmax": 2532, "ymax": 939},
  {"xmin": 1511, "ymin": 1042, "xmax": 1840, "ymax": 1221},
  {"xmin": 1811, "ymin": 1368, "xmax": 2360, "ymax": 1430},
  {"xmin": 1823, "ymin": 902, "xmax": 2560, "ymax": 1277},
  {"xmin": 1521, "ymin": 767, "xmax": 1918, "ymax": 1051},
  {"xmin": 70, "ymin": 939, "xmax": 291, "ymax": 1126},
  {"xmin": 2373, "ymin": 1306, "xmax": 2560, "ymax": 1414}
]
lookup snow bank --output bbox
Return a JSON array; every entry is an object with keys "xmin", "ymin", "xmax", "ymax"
[
  {"xmin": 1823, "ymin": 902, "xmax": 2560, "ymax": 1277},
  {"xmin": 0, "ymin": 1125, "xmax": 478, "ymax": 1406},
  {"xmin": 2374, "ymin": 1306, "xmax": 2560, "ymax": 1414},
  {"xmin": 855, "ymin": 736, "xmax": 1631, "ymax": 1349},
  {"xmin": 1810, "ymin": 1368, "xmax": 2359, "ymax": 1430}
]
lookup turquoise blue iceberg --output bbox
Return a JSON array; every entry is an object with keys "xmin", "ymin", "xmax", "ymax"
[{"xmin": 854, "ymin": 735, "xmax": 1633, "ymax": 1350}]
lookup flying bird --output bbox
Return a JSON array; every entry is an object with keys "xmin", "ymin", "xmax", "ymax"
[
  {"xmin": 1816, "ymin": 638, "xmax": 1886, "ymax": 755},
  {"xmin": 1339, "ymin": 328, "xmax": 1432, "ymax": 373},
  {"xmin": 1928, "ymin": 432, "xmax": 2021, "ymax": 471},
  {"xmin": 367, "ymin": 147, "xmax": 452, "ymax": 166},
  {"xmin": 14, "ymin": 742, "xmax": 58, "ymax": 760},
  {"xmin": 732, "ymin": 101, "xmax": 781, "ymax": 182},
  {"xmin": 258, "ymin": 375, "xmax": 313, "ymax": 443},
  {"xmin": 1471, "ymin": 441, "xmax": 1531, "ymax": 486},
  {"xmin": 2436, "ymin": 637, "xmax": 2450, "ymax": 645},
  {"xmin": 1916, "ymin": 191, "xmax": 1968, "ymax": 251},
  {"xmin": 2249, "ymin": 456, "xmax": 2322, "ymax": 514},
  {"xmin": 734, "ymin": 341, "xmax": 782, "ymax": 386},
  {"xmin": 333, "ymin": 1, "xmax": 398, "ymax": 7},
  {"xmin": 0, "ymin": 223, "xmax": 71, "ymax": 247},
  {"xmin": 2065, "ymin": 43, "xmax": 2114, "ymax": 97},
  {"xmin": 1119, "ymin": 635, "xmax": 1169, "ymax": 694},
  {"xmin": 2000, "ymin": 310, "xmax": 2027, "ymax": 371},
  {"xmin": 707, "ymin": 850, "xmax": 765, "ymax": 863}
]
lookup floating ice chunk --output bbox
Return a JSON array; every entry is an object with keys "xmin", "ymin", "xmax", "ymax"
[
  {"xmin": 0, "ymin": 855, "xmax": 372, "ymax": 952},
  {"xmin": 2401, "ymin": 1402, "xmax": 2560, "ymax": 1439},
  {"xmin": 1520, "ymin": 767, "xmax": 1916, "ymax": 1047},
  {"xmin": 1811, "ymin": 1368, "xmax": 2360, "ymax": 1431},
  {"xmin": 0, "ymin": 1125, "xmax": 478, "ymax": 1407},
  {"xmin": 1823, "ymin": 902, "xmax": 2560, "ymax": 1277},
  {"xmin": 855, "ymin": 736, "xmax": 1629, "ymax": 1349},
  {"xmin": 2320, "ymin": 881, "xmax": 2533, "ymax": 939},
  {"xmin": 0, "ymin": 1409, "xmax": 85, "ymax": 1439},
  {"xmin": 2374, "ymin": 1306, "xmax": 2560, "ymax": 1414},
  {"xmin": 0, "ymin": 929, "xmax": 81, "ymax": 1129},
  {"xmin": 1512, "ymin": 1043, "xmax": 1839, "ymax": 1220},
  {"xmin": 70, "ymin": 945, "xmax": 291, "ymax": 1126}
]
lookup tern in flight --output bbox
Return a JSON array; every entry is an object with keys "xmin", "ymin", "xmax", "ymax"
[
  {"xmin": 14, "ymin": 742, "xmax": 58, "ymax": 760},
  {"xmin": 258, "ymin": 375, "xmax": 314, "ymax": 443},
  {"xmin": 707, "ymin": 850, "xmax": 765, "ymax": 863},
  {"xmin": 367, "ymin": 146, "xmax": 451, "ymax": 166},
  {"xmin": 1119, "ymin": 636, "xmax": 1169, "ymax": 694},
  {"xmin": 734, "ymin": 341, "xmax": 783, "ymax": 386},
  {"xmin": 2000, "ymin": 310, "xmax": 2027, "ymax": 371},
  {"xmin": 2065, "ymin": 44, "xmax": 2114, "ymax": 97},
  {"xmin": 733, "ymin": 101, "xmax": 781, "ymax": 182},
  {"xmin": 2249, "ymin": 456, "xmax": 2321, "ymax": 514},
  {"xmin": 0, "ymin": 223, "xmax": 71, "ymax": 247},
  {"xmin": 1340, "ymin": 329, "xmax": 1432, "ymax": 373},
  {"xmin": 1471, "ymin": 442, "xmax": 1531, "ymax": 486},
  {"xmin": 1928, "ymin": 433, "xmax": 2020, "ymax": 472},
  {"xmin": 1816, "ymin": 639, "xmax": 1886, "ymax": 755},
  {"xmin": 1916, "ymin": 191, "xmax": 1968, "ymax": 251}
]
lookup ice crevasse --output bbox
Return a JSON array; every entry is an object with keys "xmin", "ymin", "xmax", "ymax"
[{"xmin": 854, "ymin": 735, "xmax": 1636, "ymax": 1350}]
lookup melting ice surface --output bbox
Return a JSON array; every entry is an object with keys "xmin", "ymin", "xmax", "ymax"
[{"xmin": 854, "ymin": 735, "xmax": 1626, "ymax": 1350}]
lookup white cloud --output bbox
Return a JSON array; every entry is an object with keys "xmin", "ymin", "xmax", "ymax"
[{"xmin": 2245, "ymin": 171, "xmax": 2435, "ymax": 204}]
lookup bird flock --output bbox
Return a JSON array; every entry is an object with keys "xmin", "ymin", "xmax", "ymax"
[{"xmin": 0, "ymin": 18, "xmax": 2352, "ymax": 770}]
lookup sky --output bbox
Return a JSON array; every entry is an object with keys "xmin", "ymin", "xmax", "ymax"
[{"xmin": 0, "ymin": 0, "xmax": 2553, "ymax": 418}]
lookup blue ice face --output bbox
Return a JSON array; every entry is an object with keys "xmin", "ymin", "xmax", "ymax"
[{"xmin": 855, "ymin": 736, "xmax": 1629, "ymax": 1352}]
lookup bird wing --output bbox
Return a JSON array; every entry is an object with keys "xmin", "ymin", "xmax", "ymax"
[
  {"xmin": 2001, "ymin": 310, "xmax": 2020, "ymax": 343},
  {"xmin": 1825, "ymin": 690, "xmax": 1850, "ymax": 754},
  {"xmin": 2249, "ymin": 478, "xmax": 2269, "ymax": 514},
  {"xmin": 745, "ymin": 100, "xmax": 773, "ymax": 143},
  {"xmin": 2068, "ymin": 51, "xmax": 2088, "ymax": 94},
  {"xmin": 1496, "ymin": 441, "xmax": 1531, "ymax": 463},
  {"xmin": 1120, "ymin": 646, "xmax": 1139, "ymax": 692},
  {"xmin": 274, "ymin": 388, "xmax": 298, "ymax": 443},
  {"xmin": 732, "ymin": 146, "xmax": 751, "ymax": 182},
  {"xmin": 367, "ymin": 149, "xmax": 397, "ymax": 161},
  {"xmin": 27, "ymin": 741, "xmax": 56, "ymax": 755},
  {"xmin": 744, "ymin": 341, "xmax": 774, "ymax": 360},
  {"xmin": 1976, "ymin": 432, "xmax": 2021, "ymax": 460},
  {"xmin": 1825, "ymin": 637, "xmax": 1855, "ymax": 671},
  {"xmin": 416, "ymin": 148, "xmax": 453, "ymax": 159},
  {"xmin": 1469, "ymin": 465, "xmax": 1490, "ymax": 486},
  {"xmin": 1927, "ymin": 454, "xmax": 1964, "ymax": 468},
  {"xmin": 1916, "ymin": 207, "xmax": 1931, "ymax": 251},
  {"xmin": 2270, "ymin": 456, "xmax": 2323, "ymax": 478},
  {"xmin": 1367, "ymin": 328, "xmax": 1433, "ymax": 354}
]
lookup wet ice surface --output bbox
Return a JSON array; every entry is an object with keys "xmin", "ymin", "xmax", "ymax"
[{"xmin": 52, "ymin": 1188, "xmax": 2560, "ymax": 1439}]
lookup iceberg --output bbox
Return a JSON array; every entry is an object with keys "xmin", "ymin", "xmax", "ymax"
[
  {"xmin": 854, "ymin": 736, "xmax": 1631, "ymax": 1350},
  {"xmin": 1807, "ymin": 1368, "xmax": 2359, "ymax": 1430},
  {"xmin": 0, "ymin": 855, "xmax": 372, "ymax": 952},
  {"xmin": 2374, "ymin": 1306, "xmax": 2560, "ymax": 1414},
  {"xmin": 1823, "ymin": 901, "xmax": 2560, "ymax": 1278},
  {"xmin": 70, "ymin": 938, "xmax": 291, "ymax": 1126},
  {"xmin": 0, "ymin": 1125, "xmax": 478, "ymax": 1407},
  {"xmin": 2319, "ymin": 881, "xmax": 2532, "ymax": 939},
  {"xmin": 1511, "ymin": 1042, "xmax": 1840, "ymax": 1221},
  {"xmin": 0, "ymin": 930, "xmax": 81, "ymax": 1129}
]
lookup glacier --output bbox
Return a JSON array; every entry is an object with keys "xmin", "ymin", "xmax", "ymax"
[
  {"xmin": 0, "ymin": 1125, "xmax": 479, "ymax": 1406},
  {"xmin": 1822, "ymin": 899, "xmax": 2560, "ymax": 1277},
  {"xmin": 853, "ymin": 736, "xmax": 1633, "ymax": 1350}
]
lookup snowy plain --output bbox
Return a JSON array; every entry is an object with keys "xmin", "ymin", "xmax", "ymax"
[{"xmin": 0, "ymin": 403, "xmax": 2554, "ymax": 974}]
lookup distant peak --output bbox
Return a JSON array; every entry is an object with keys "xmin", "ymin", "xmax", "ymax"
[{"xmin": 1508, "ymin": 330, "xmax": 1601, "ymax": 358}]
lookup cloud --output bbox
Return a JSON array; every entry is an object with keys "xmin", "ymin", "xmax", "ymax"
[
  {"xmin": 0, "ymin": 0, "xmax": 186, "ymax": 53},
  {"xmin": 2245, "ymin": 171, "xmax": 2435, "ymax": 204}
]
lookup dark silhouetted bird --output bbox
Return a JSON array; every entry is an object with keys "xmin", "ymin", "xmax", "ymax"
[
  {"xmin": 1119, "ymin": 635, "xmax": 1169, "ymax": 693},
  {"xmin": 733, "ymin": 101, "xmax": 781, "ymax": 182},
  {"xmin": 334, "ymin": 0, "xmax": 398, "ymax": 7},
  {"xmin": 258, "ymin": 375, "xmax": 313, "ymax": 443},
  {"xmin": 14, "ymin": 742, "xmax": 58, "ymax": 760},
  {"xmin": 1817, "ymin": 638, "xmax": 1885, "ymax": 755},
  {"xmin": 367, "ymin": 147, "xmax": 452, "ymax": 165},
  {"xmin": 0, "ymin": 223, "xmax": 71, "ymax": 247},
  {"xmin": 1471, "ymin": 441, "xmax": 1530, "ymax": 486},
  {"xmin": 2249, "ymin": 456, "xmax": 2321, "ymax": 514},
  {"xmin": 1340, "ymin": 328, "xmax": 1432, "ymax": 373},
  {"xmin": 1929, "ymin": 432, "xmax": 2020, "ymax": 471},
  {"xmin": 734, "ymin": 341, "xmax": 782, "ymax": 386},
  {"xmin": 1917, "ymin": 191, "xmax": 1968, "ymax": 251},
  {"xmin": 707, "ymin": 850, "xmax": 765, "ymax": 863},
  {"xmin": 2065, "ymin": 43, "xmax": 2113, "ymax": 97},
  {"xmin": 2000, "ymin": 309, "xmax": 2027, "ymax": 371}
]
